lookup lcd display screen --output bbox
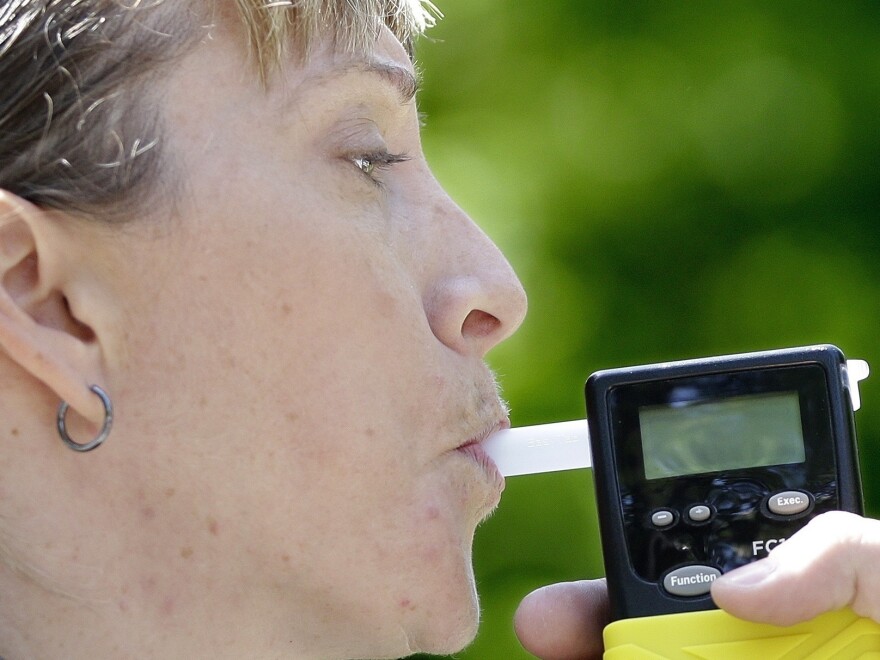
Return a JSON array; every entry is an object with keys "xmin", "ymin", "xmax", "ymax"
[{"xmin": 639, "ymin": 392, "xmax": 806, "ymax": 480}]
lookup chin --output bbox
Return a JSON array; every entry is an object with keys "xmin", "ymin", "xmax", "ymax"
[
  {"xmin": 409, "ymin": 611, "xmax": 480, "ymax": 656},
  {"xmin": 403, "ymin": 573, "xmax": 482, "ymax": 656}
]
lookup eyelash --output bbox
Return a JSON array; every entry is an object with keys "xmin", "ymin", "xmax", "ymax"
[{"xmin": 352, "ymin": 150, "xmax": 410, "ymax": 187}]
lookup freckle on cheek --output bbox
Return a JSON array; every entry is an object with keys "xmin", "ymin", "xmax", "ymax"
[
  {"xmin": 180, "ymin": 547, "xmax": 194, "ymax": 559},
  {"xmin": 141, "ymin": 507, "xmax": 156, "ymax": 520},
  {"xmin": 425, "ymin": 505, "xmax": 441, "ymax": 521},
  {"xmin": 207, "ymin": 516, "xmax": 219, "ymax": 536},
  {"xmin": 399, "ymin": 598, "xmax": 417, "ymax": 611}
]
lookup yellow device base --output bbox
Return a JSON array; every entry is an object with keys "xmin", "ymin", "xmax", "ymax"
[{"xmin": 603, "ymin": 608, "xmax": 880, "ymax": 659}]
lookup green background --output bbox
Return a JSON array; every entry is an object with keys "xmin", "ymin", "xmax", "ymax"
[{"xmin": 414, "ymin": 1, "xmax": 880, "ymax": 658}]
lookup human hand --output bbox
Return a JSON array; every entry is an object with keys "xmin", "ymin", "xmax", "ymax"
[
  {"xmin": 711, "ymin": 510, "xmax": 880, "ymax": 624},
  {"xmin": 513, "ymin": 512, "xmax": 880, "ymax": 659},
  {"xmin": 514, "ymin": 578, "xmax": 609, "ymax": 660}
]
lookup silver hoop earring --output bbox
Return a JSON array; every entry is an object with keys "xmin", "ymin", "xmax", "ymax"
[{"xmin": 57, "ymin": 385, "xmax": 114, "ymax": 452}]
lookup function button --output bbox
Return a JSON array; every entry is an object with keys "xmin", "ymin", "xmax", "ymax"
[
  {"xmin": 651, "ymin": 509, "xmax": 675, "ymax": 528},
  {"xmin": 767, "ymin": 490, "xmax": 811, "ymax": 516},
  {"xmin": 687, "ymin": 505, "xmax": 712, "ymax": 523},
  {"xmin": 663, "ymin": 565, "xmax": 721, "ymax": 597}
]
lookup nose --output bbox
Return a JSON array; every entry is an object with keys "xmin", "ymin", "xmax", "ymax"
[{"xmin": 423, "ymin": 196, "xmax": 528, "ymax": 359}]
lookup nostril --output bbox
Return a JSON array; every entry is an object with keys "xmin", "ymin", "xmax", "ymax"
[{"xmin": 462, "ymin": 309, "xmax": 501, "ymax": 339}]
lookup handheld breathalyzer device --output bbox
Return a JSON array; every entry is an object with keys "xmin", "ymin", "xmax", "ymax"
[{"xmin": 484, "ymin": 345, "xmax": 879, "ymax": 658}]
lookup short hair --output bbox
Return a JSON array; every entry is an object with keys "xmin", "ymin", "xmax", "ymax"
[{"xmin": 0, "ymin": 0, "xmax": 436, "ymax": 222}]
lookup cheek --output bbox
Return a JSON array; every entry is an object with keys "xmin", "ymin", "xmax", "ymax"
[{"xmin": 110, "ymin": 166, "xmax": 487, "ymax": 636}]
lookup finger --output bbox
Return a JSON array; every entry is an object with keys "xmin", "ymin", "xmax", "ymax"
[
  {"xmin": 514, "ymin": 579, "xmax": 609, "ymax": 660},
  {"xmin": 711, "ymin": 511, "xmax": 880, "ymax": 626}
]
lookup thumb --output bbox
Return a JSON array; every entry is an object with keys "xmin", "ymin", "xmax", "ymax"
[
  {"xmin": 514, "ymin": 579, "xmax": 609, "ymax": 660},
  {"xmin": 711, "ymin": 511, "xmax": 880, "ymax": 626}
]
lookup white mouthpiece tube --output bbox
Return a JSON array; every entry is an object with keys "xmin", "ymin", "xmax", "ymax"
[{"xmin": 483, "ymin": 419, "xmax": 592, "ymax": 477}]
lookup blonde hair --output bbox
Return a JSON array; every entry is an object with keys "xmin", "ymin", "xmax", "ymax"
[
  {"xmin": 235, "ymin": 0, "xmax": 438, "ymax": 79},
  {"xmin": 0, "ymin": 0, "xmax": 438, "ymax": 221}
]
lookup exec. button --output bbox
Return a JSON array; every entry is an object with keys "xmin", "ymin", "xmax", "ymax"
[{"xmin": 767, "ymin": 490, "xmax": 811, "ymax": 516}]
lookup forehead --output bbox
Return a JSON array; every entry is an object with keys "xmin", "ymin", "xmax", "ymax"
[
  {"xmin": 261, "ymin": 26, "xmax": 420, "ymax": 119},
  {"xmin": 157, "ymin": 22, "xmax": 419, "ymax": 190},
  {"xmin": 293, "ymin": 26, "xmax": 418, "ymax": 98}
]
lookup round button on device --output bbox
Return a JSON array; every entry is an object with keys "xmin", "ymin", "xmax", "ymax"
[
  {"xmin": 688, "ymin": 505, "xmax": 712, "ymax": 523},
  {"xmin": 651, "ymin": 510, "xmax": 675, "ymax": 528},
  {"xmin": 767, "ymin": 490, "xmax": 811, "ymax": 516}
]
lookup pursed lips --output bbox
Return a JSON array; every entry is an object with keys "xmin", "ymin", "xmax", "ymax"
[
  {"xmin": 454, "ymin": 417, "xmax": 509, "ymax": 491},
  {"xmin": 457, "ymin": 417, "xmax": 511, "ymax": 451}
]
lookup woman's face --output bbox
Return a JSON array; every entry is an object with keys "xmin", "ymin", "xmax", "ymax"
[{"xmin": 89, "ymin": 20, "xmax": 526, "ymax": 658}]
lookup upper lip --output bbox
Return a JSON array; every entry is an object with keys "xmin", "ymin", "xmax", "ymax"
[{"xmin": 457, "ymin": 417, "xmax": 510, "ymax": 449}]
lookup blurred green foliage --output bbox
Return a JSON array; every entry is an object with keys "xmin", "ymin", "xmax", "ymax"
[{"xmin": 411, "ymin": 1, "xmax": 880, "ymax": 658}]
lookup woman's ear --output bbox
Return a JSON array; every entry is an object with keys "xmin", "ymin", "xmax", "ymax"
[{"xmin": 0, "ymin": 191, "xmax": 108, "ymax": 427}]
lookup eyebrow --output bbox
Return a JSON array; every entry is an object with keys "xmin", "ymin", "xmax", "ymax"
[
  {"xmin": 298, "ymin": 58, "xmax": 421, "ymax": 106},
  {"xmin": 361, "ymin": 60, "xmax": 420, "ymax": 104}
]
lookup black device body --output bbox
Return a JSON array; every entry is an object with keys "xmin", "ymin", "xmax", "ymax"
[{"xmin": 585, "ymin": 345, "xmax": 864, "ymax": 621}]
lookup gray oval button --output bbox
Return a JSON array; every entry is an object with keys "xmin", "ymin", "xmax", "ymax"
[
  {"xmin": 688, "ymin": 505, "xmax": 711, "ymax": 522},
  {"xmin": 663, "ymin": 565, "xmax": 721, "ymax": 597},
  {"xmin": 651, "ymin": 510, "xmax": 675, "ymax": 528},
  {"xmin": 768, "ymin": 490, "xmax": 811, "ymax": 516}
]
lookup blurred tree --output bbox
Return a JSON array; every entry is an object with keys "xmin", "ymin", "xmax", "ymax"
[{"xmin": 414, "ymin": 1, "xmax": 880, "ymax": 657}]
